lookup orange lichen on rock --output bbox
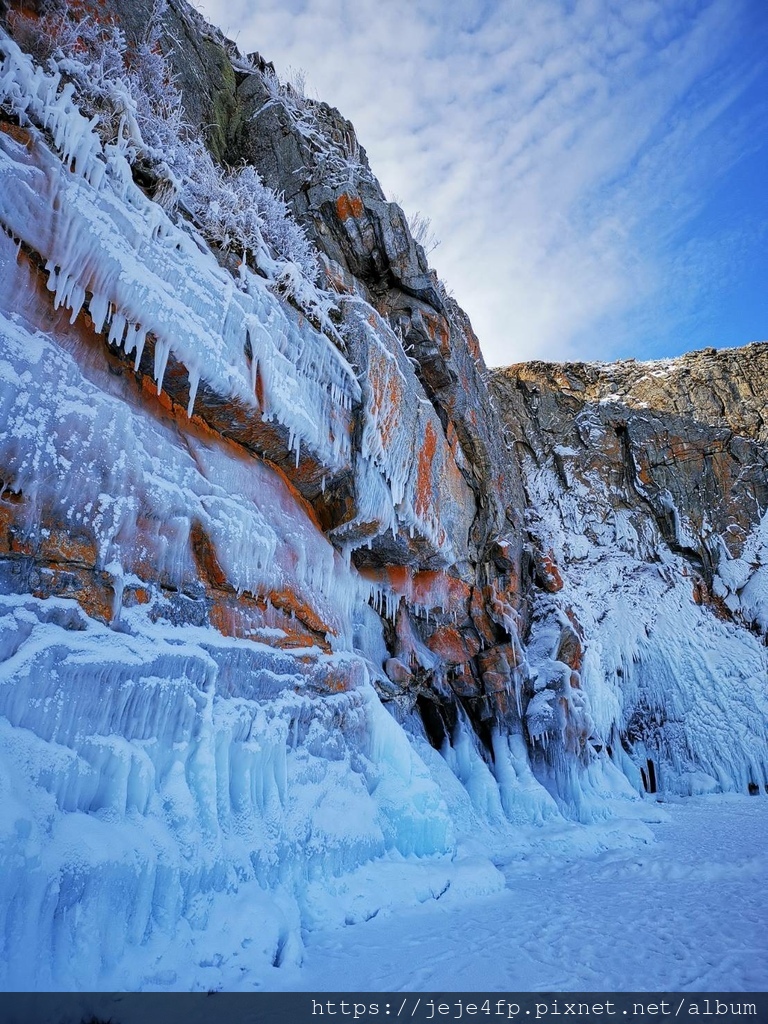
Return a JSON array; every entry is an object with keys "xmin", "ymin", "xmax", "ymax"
[
  {"xmin": 555, "ymin": 620, "xmax": 584, "ymax": 672},
  {"xmin": 447, "ymin": 662, "xmax": 480, "ymax": 698},
  {"xmin": 316, "ymin": 668, "xmax": 354, "ymax": 693},
  {"xmin": 32, "ymin": 566, "xmax": 115, "ymax": 624},
  {"xmin": 422, "ymin": 309, "xmax": 451, "ymax": 358},
  {"xmin": 534, "ymin": 549, "xmax": 563, "ymax": 593},
  {"xmin": 122, "ymin": 584, "xmax": 151, "ymax": 607},
  {"xmin": 427, "ymin": 625, "xmax": 480, "ymax": 665},
  {"xmin": 0, "ymin": 502, "xmax": 17, "ymax": 554},
  {"xmin": 414, "ymin": 420, "xmax": 437, "ymax": 520},
  {"xmin": 263, "ymin": 587, "xmax": 334, "ymax": 639},
  {"xmin": 410, "ymin": 570, "xmax": 471, "ymax": 612},
  {"xmin": 189, "ymin": 520, "xmax": 228, "ymax": 589},
  {"xmin": 359, "ymin": 565, "xmax": 471, "ymax": 615},
  {"xmin": 0, "ymin": 118, "xmax": 33, "ymax": 148},
  {"xmin": 39, "ymin": 528, "xmax": 99, "ymax": 569},
  {"xmin": 469, "ymin": 586, "xmax": 498, "ymax": 646},
  {"xmin": 335, "ymin": 193, "xmax": 364, "ymax": 221},
  {"xmin": 208, "ymin": 594, "xmax": 332, "ymax": 652}
]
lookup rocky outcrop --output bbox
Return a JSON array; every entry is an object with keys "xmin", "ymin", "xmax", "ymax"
[
  {"xmin": 491, "ymin": 348, "xmax": 768, "ymax": 796},
  {"xmin": 1, "ymin": 0, "xmax": 532, "ymax": 742},
  {"xmin": 493, "ymin": 347, "xmax": 768, "ymax": 588},
  {"xmin": 97, "ymin": 0, "xmax": 522, "ymax": 555}
]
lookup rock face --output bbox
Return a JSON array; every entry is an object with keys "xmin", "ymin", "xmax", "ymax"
[
  {"xmin": 492, "ymin": 351, "xmax": 768, "ymax": 799},
  {"xmin": 0, "ymin": 0, "xmax": 528, "ymax": 739},
  {"xmin": 0, "ymin": 0, "xmax": 766, "ymax": 989},
  {"xmin": 493, "ymin": 348, "xmax": 768, "ymax": 621}
]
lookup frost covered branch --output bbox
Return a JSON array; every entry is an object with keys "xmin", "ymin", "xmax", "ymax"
[
  {"xmin": 4, "ymin": 1, "xmax": 331, "ymax": 320},
  {"xmin": 407, "ymin": 210, "xmax": 440, "ymax": 256}
]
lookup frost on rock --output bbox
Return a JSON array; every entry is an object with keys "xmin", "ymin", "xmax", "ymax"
[
  {"xmin": 0, "ymin": 32, "xmax": 360, "ymax": 476},
  {"xmin": 335, "ymin": 299, "xmax": 474, "ymax": 565},
  {"xmin": 713, "ymin": 511, "xmax": 768, "ymax": 636},
  {"xmin": 520, "ymin": 455, "xmax": 768, "ymax": 807}
]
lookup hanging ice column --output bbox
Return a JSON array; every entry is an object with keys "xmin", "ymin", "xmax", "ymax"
[{"xmin": 0, "ymin": 32, "xmax": 361, "ymax": 477}]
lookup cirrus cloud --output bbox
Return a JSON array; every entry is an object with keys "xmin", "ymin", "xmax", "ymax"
[{"xmin": 194, "ymin": 0, "xmax": 768, "ymax": 366}]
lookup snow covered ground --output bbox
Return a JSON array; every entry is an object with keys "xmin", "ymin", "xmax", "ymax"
[
  {"xmin": 265, "ymin": 795, "xmax": 768, "ymax": 993},
  {"xmin": 34, "ymin": 791, "xmax": 758, "ymax": 994}
]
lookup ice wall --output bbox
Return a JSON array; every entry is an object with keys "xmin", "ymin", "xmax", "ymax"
[
  {"xmin": 1, "ymin": 9, "xmax": 767, "ymax": 992},
  {"xmin": 0, "ymin": 30, "xmax": 516, "ymax": 989},
  {"xmin": 0, "ymin": 594, "xmax": 463, "ymax": 989}
]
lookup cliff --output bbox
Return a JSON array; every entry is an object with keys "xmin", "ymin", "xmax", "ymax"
[
  {"xmin": 492, "ymin": 349, "xmax": 768, "ymax": 798},
  {"xmin": 0, "ymin": 0, "xmax": 766, "ymax": 989}
]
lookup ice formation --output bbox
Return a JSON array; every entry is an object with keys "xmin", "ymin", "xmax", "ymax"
[
  {"xmin": 521, "ymin": 453, "xmax": 768, "ymax": 804},
  {"xmin": 0, "ymin": 33, "xmax": 359, "ymax": 474},
  {"xmin": 0, "ymin": 11, "xmax": 766, "ymax": 992},
  {"xmin": 0, "ymin": 594, "xmax": 461, "ymax": 989}
]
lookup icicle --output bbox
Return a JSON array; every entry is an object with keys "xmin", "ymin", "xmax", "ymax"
[
  {"xmin": 68, "ymin": 282, "xmax": 86, "ymax": 324},
  {"xmin": 108, "ymin": 312, "xmax": 127, "ymax": 349},
  {"xmin": 45, "ymin": 261, "xmax": 58, "ymax": 294},
  {"xmin": 250, "ymin": 354, "xmax": 258, "ymax": 399},
  {"xmin": 187, "ymin": 367, "xmax": 200, "ymax": 418},
  {"xmin": 154, "ymin": 338, "xmax": 171, "ymax": 395},
  {"xmin": 89, "ymin": 293, "xmax": 109, "ymax": 334},
  {"xmin": 52, "ymin": 271, "xmax": 68, "ymax": 310},
  {"xmin": 86, "ymin": 156, "xmax": 106, "ymax": 192},
  {"xmin": 133, "ymin": 327, "xmax": 147, "ymax": 371}
]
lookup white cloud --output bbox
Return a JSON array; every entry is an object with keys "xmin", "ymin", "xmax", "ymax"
[{"xmin": 194, "ymin": 0, "xmax": 767, "ymax": 365}]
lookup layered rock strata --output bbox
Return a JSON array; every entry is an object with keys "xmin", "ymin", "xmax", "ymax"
[{"xmin": 0, "ymin": 0, "xmax": 766, "ymax": 988}]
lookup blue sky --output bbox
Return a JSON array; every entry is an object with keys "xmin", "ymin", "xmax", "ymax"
[{"xmin": 196, "ymin": 0, "xmax": 768, "ymax": 366}]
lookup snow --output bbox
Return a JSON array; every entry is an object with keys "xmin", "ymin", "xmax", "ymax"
[
  {"xmin": 0, "ymin": 32, "xmax": 360, "ymax": 475},
  {"xmin": 269, "ymin": 795, "xmax": 768, "ymax": 993},
  {"xmin": 6, "ymin": 766, "xmax": 766, "ymax": 993},
  {"xmin": 0, "ymin": 575, "xmax": 667, "ymax": 990},
  {"xmin": 522, "ymin": 456, "xmax": 768, "ymax": 804},
  {"xmin": 714, "ymin": 512, "xmax": 768, "ymax": 635}
]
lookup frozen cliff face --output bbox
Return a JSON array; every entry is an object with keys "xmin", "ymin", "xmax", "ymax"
[
  {"xmin": 0, "ymin": 0, "xmax": 766, "ymax": 990},
  {"xmin": 0, "ymin": 18, "xmax": 540, "ymax": 988},
  {"xmin": 492, "ymin": 351, "xmax": 768, "ymax": 800},
  {"xmin": 0, "ymin": 0, "xmax": 535, "ymax": 740}
]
